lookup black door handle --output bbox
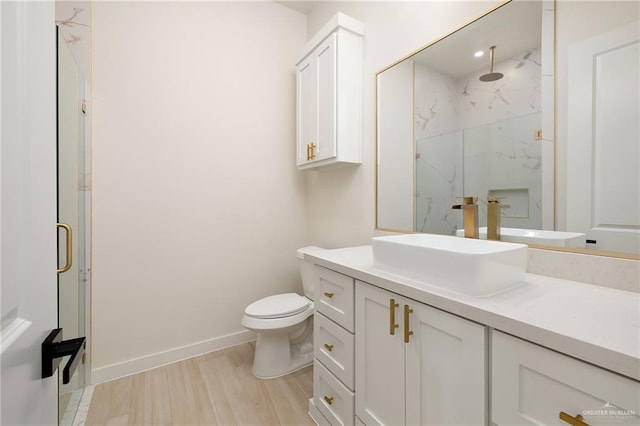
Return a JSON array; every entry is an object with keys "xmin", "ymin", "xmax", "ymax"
[{"xmin": 42, "ymin": 328, "xmax": 86, "ymax": 384}]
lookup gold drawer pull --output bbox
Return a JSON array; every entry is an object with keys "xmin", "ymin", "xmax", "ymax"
[
  {"xmin": 324, "ymin": 292, "xmax": 334, "ymax": 298},
  {"xmin": 323, "ymin": 395, "xmax": 334, "ymax": 405},
  {"xmin": 324, "ymin": 343, "xmax": 334, "ymax": 352},
  {"xmin": 559, "ymin": 412, "xmax": 589, "ymax": 426},
  {"xmin": 309, "ymin": 142, "xmax": 317, "ymax": 159},
  {"xmin": 389, "ymin": 298, "xmax": 399, "ymax": 335},
  {"xmin": 403, "ymin": 304, "xmax": 414, "ymax": 343}
]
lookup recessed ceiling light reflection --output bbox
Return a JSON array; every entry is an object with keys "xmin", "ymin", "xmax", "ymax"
[{"xmin": 474, "ymin": 51, "xmax": 484, "ymax": 58}]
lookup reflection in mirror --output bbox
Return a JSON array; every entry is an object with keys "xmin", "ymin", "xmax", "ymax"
[
  {"xmin": 376, "ymin": 0, "xmax": 639, "ymax": 257},
  {"xmin": 377, "ymin": 0, "xmax": 549, "ymax": 237},
  {"xmin": 376, "ymin": 0, "xmax": 640, "ymax": 259},
  {"xmin": 561, "ymin": 2, "xmax": 639, "ymax": 255}
]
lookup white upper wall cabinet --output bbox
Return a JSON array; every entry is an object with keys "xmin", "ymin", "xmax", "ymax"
[{"xmin": 296, "ymin": 13, "xmax": 364, "ymax": 170}]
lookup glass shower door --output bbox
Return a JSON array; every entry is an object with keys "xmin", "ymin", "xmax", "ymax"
[{"xmin": 57, "ymin": 28, "xmax": 89, "ymax": 425}]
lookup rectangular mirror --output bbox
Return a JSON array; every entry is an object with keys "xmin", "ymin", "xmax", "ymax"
[{"xmin": 376, "ymin": 0, "xmax": 639, "ymax": 258}]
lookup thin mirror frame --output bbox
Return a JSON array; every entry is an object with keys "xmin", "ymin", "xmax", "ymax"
[{"xmin": 373, "ymin": 0, "xmax": 640, "ymax": 261}]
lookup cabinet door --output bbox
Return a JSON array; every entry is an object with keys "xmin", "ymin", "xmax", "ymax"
[
  {"xmin": 355, "ymin": 282, "xmax": 405, "ymax": 426},
  {"xmin": 296, "ymin": 54, "xmax": 316, "ymax": 166},
  {"xmin": 493, "ymin": 331, "xmax": 640, "ymax": 426},
  {"xmin": 314, "ymin": 32, "xmax": 337, "ymax": 162},
  {"xmin": 405, "ymin": 303, "xmax": 487, "ymax": 425}
]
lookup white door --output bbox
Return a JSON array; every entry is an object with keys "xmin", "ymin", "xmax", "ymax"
[
  {"xmin": 315, "ymin": 32, "xmax": 337, "ymax": 163},
  {"xmin": 1, "ymin": 1, "xmax": 59, "ymax": 425},
  {"xmin": 355, "ymin": 283, "xmax": 405, "ymax": 426},
  {"xmin": 405, "ymin": 303, "xmax": 486, "ymax": 425},
  {"xmin": 296, "ymin": 54, "xmax": 316, "ymax": 166},
  {"xmin": 296, "ymin": 32, "xmax": 337, "ymax": 167},
  {"xmin": 567, "ymin": 21, "xmax": 640, "ymax": 254}
]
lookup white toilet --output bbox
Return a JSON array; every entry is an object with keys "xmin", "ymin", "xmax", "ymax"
[{"xmin": 241, "ymin": 246, "xmax": 324, "ymax": 379}]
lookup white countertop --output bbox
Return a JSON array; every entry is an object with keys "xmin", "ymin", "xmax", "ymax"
[{"xmin": 306, "ymin": 245, "xmax": 640, "ymax": 381}]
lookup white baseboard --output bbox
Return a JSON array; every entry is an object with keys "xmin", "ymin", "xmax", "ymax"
[{"xmin": 91, "ymin": 329, "xmax": 255, "ymax": 384}]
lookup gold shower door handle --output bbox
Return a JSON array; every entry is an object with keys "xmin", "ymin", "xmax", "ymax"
[
  {"xmin": 389, "ymin": 298, "xmax": 399, "ymax": 335},
  {"xmin": 403, "ymin": 304, "xmax": 414, "ymax": 343},
  {"xmin": 57, "ymin": 223, "xmax": 73, "ymax": 274}
]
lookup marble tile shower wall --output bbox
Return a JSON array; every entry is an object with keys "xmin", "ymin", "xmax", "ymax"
[{"xmin": 415, "ymin": 48, "xmax": 542, "ymax": 234}]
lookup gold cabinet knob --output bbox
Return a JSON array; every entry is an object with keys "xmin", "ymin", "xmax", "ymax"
[
  {"xmin": 323, "ymin": 395, "xmax": 334, "ymax": 405},
  {"xmin": 324, "ymin": 292, "xmax": 334, "ymax": 298},
  {"xmin": 324, "ymin": 343, "xmax": 334, "ymax": 352}
]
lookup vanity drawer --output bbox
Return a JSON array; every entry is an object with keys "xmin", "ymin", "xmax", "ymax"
[
  {"xmin": 315, "ymin": 266, "xmax": 355, "ymax": 332},
  {"xmin": 315, "ymin": 312, "xmax": 355, "ymax": 390},
  {"xmin": 314, "ymin": 360, "xmax": 355, "ymax": 426},
  {"xmin": 492, "ymin": 331, "xmax": 640, "ymax": 425}
]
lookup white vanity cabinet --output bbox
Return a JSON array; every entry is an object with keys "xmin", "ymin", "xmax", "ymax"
[
  {"xmin": 295, "ymin": 13, "xmax": 363, "ymax": 170},
  {"xmin": 306, "ymin": 246, "xmax": 640, "ymax": 426},
  {"xmin": 355, "ymin": 282, "xmax": 487, "ymax": 426},
  {"xmin": 492, "ymin": 331, "xmax": 640, "ymax": 426},
  {"xmin": 311, "ymin": 266, "xmax": 356, "ymax": 426}
]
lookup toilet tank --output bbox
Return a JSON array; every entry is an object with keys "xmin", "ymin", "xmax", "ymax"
[{"xmin": 296, "ymin": 246, "xmax": 325, "ymax": 300}]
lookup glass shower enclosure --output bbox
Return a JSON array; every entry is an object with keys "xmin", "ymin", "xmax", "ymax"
[{"xmin": 57, "ymin": 27, "xmax": 90, "ymax": 425}]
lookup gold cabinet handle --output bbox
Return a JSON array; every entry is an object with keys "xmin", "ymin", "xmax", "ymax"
[
  {"xmin": 559, "ymin": 412, "xmax": 589, "ymax": 426},
  {"xmin": 306, "ymin": 143, "xmax": 311, "ymax": 160},
  {"xmin": 56, "ymin": 223, "xmax": 73, "ymax": 274},
  {"xmin": 403, "ymin": 304, "xmax": 414, "ymax": 343},
  {"xmin": 324, "ymin": 343, "xmax": 334, "ymax": 352},
  {"xmin": 323, "ymin": 395, "xmax": 334, "ymax": 405},
  {"xmin": 389, "ymin": 298, "xmax": 399, "ymax": 335},
  {"xmin": 309, "ymin": 142, "xmax": 316, "ymax": 159},
  {"xmin": 324, "ymin": 292, "xmax": 334, "ymax": 298}
]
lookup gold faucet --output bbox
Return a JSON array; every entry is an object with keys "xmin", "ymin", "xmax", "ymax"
[
  {"xmin": 452, "ymin": 197, "xmax": 479, "ymax": 239},
  {"xmin": 486, "ymin": 197, "xmax": 510, "ymax": 240}
]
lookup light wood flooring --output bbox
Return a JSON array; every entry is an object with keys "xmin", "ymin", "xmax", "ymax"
[{"xmin": 85, "ymin": 342, "xmax": 314, "ymax": 426}]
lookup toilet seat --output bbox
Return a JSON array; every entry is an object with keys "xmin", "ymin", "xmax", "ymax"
[
  {"xmin": 245, "ymin": 293, "xmax": 311, "ymax": 319},
  {"xmin": 241, "ymin": 293, "xmax": 314, "ymax": 331}
]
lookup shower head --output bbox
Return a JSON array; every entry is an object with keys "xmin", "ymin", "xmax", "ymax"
[
  {"xmin": 479, "ymin": 46, "xmax": 503, "ymax": 82},
  {"xmin": 479, "ymin": 72, "xmax": 504, "ymax": 82}
]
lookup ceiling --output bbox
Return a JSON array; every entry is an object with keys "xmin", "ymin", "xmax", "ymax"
[
  {"xmin": 409, "ymin": 1, "xmax": 542, "ymax": 79},
  {"xmin": 276, "ymin": 1, "xmax": 318, "ymax": 15}
]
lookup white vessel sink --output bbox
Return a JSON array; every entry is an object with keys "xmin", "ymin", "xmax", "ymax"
[
  {"xmin": 455, "ymin": 227, "xmax": 586, "ymax": 248},
  {"xmin": 372, "ymin": 234, "xmax": 527, "ymax": 296}
]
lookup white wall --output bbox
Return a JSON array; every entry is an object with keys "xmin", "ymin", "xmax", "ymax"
[
  {"xmin": 89, "ymin": 0, "xmax": 640, "ymax": 382},
  {"xmin": 304, "ymin": 1, "xmax": 500, "ymax": 248},
  {"xmin": 91, "ymin": 1, "xmax": 307, "ymax": 380}
]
